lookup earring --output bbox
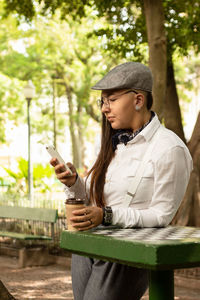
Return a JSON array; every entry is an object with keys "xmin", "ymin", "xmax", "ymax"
[{"xmin": 135, "ymin": 105, "xmax": 140, "ymax": 111}]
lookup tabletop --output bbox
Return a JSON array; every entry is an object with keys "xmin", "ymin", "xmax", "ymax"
[{"xmin": 60, "ymin": 225, "xmax": 200, "ymax": 270}]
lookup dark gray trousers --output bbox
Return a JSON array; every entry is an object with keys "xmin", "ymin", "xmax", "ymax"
[{"xmin": 71, "ymin": 254, "xmax": 149, "ymax": 300}]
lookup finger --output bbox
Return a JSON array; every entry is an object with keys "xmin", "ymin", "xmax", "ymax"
[
  {"xmin": 72, "ymin": 221, "xmax": 88, "ymax": 228},
  {"xmin": 66, "ymin": 162, "xmax": 76, "ymax": 173},
  {"xmin": 78, "ymin": 223, "xmax": 94, "ymax": 231},
  {"xmin": 50, "ymin": 158, "xmax": 59, "ymax": 167},
  {"xmin": 72, "ymin": 208, "xmax": 89, "ymax": 216},
  {"xmin": 73, "ymin": 220, "xmax": 93, "ymax": 229},
  {"xmin": 70, "ymin": 215, "xmax": 88, "ymax": 222},
  {"xmin": 57, "ymin": 170, "xmax": 74, "ymax": 179},
  {"xmin": 54, "ymin": 163, "xmax": 67, "ymax": 174},
  {"xmin": 73, "ymin": 207, "xmax": 93, "ymax": 217}
]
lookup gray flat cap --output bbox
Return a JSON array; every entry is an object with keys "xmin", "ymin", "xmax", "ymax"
[{"xmin": 92, "ymin": 62, "xmax": 153, "ymax": 92}]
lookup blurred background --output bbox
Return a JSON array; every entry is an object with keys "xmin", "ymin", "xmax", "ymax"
[{"xmin": 0, "ymin": 0, "xmax": 199, "ymax": 226}]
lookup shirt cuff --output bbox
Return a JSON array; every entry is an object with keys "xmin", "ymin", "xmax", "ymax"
[{"xmin": 63, "ymin": 175, "xmax": 86, "ymax": 200}]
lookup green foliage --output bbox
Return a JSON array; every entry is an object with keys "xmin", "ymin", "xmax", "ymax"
[
  {"xmin": 3, "ymin": 0, "xmax": 200, "ymax": 61},
  {"xmin": 3, "ymin": 157, "xmax": 27, "ymax": 195},
  {"xmin": 1, "ymin": 0, "xmax": 200, "ymax": 166},
  {"xmin": 3, "ymin": 0, "xmax": 35, "ymax": 21},
  {"xmin": 3, "ymin": 0, "xmax": 200, "ymax": 60},
  {"xmin": 174, "ymin": 53, "xmax": 200, "ymax": 107},
  {"xmin": 0, "ymin": 6, "xmax": 109, "ymax": 158},
  {"xmin": 163, "ymin": 1, "xmax": 200, "ymax": 59},
  {"xmin": 3, "ymin": 157, "xmax": 54, "ymax": 195},
  {"xmin": 4, "ymin": 0, "xmax": 90, "ymax": 21},
  {"xmin": 33, "ymin": 163, "xmax": 53, "ymax": 193},
  {"xmin": 0, "ymin": 73, "xmax": 25, "ymax": 142}
]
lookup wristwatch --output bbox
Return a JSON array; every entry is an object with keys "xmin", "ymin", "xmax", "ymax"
[{"xmin": 102, "ymin": 206, "xmax": 113, "ymax": 226}]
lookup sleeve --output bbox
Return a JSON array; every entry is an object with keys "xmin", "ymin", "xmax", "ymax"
[
  {"xmin": 112, "ymin": 146, "xmax": 193, "ymax": 228},
  {"xmin": 64, "ymin": 175, "xmax": 90, "ymax": 205}
]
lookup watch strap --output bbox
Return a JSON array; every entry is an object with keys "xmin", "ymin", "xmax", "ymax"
[{"xmin": 102, "ymin": 206, "xmax": 113, "ymax": 226}]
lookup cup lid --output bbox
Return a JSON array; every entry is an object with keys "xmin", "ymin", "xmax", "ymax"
[{"xmin": 65, "ymin": 198, "xmax": 84, "ymax": 204}]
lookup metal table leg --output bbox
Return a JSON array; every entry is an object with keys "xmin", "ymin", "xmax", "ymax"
[{"xmin": 149, "ymin": 270, "xmax": 174, "ymax": 300}]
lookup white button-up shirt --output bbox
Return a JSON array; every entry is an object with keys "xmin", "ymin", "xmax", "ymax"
[{"xmin": 65, "ymin": 114, "xmax": 193, "ymax": 228}]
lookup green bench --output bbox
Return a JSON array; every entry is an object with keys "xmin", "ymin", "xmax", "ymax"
[
  {"xmin": 60, "ymin": 226, "xmax": 200, "ymax": 300},
  {"xmin": 0, "ymin": 205, "xmax": 58, "ymax": 241},
  {"xmin": 0, "ymin": 205, "xmax": 58, "ymax": 267}
]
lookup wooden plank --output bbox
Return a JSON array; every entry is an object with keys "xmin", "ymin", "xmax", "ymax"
[
  {"xmin": 0, "ymin": 231, "xmax": 52, "ymax": 240},
  {"xmin": 0, "ymin": 206, "xmax": 58, "ymax": 222}
]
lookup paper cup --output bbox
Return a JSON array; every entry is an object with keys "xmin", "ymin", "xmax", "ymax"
[{"xmin": 65, "ymin": 198, "xmax": 85, "ymax": 231}]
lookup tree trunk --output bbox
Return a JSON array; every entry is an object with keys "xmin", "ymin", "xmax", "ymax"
[
  {"xmin": 52, "ymin": 79, "xmax": 57, "ymax": 148},
  {"xmin": 77, "ymin": 103, "xmax": 85, "ymax": 169},
  {"xmin": 64, "ymin": 84, "xmax": 80, "ymax": 168},
  {"xmin": 143, "ymin": 0, "xmax": 167, "ymax": 120},
  {"xmin": 164, "ymin": 59, "xmax": 186, "ymax": 143},
  {"xmin": 85, "ymin": 104, "xmax": 100, "ymax": 123},
  {"xmin": 172, "ymin": 113, "xmax": 200, "ymax": 226},
  {"xmin": 187, "ymin": 113, "xmax": 200, "ymax": 157}
]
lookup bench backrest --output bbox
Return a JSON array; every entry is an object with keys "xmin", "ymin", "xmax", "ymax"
[{"xmin": 0, "ymin": 206, "xmax": 58, "ymax": 223}]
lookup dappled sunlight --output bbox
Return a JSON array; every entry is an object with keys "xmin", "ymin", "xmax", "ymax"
[{"xmin": 0, "ymin": 256, "xmax": 73, "ymax": 300}]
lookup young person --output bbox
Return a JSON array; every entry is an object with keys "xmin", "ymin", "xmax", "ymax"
[{"xmin": 50, "ymin": 62, "xmax": 193, "ymax": 300}]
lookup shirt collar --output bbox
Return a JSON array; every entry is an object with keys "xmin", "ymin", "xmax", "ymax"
[{"xmin": 128, "ymin": 112, "xmax": 161, "ymax": 144}]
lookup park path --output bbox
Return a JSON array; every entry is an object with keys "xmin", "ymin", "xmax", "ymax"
[
  {"xmin": 0, "ymin": 255, "xmax": 200, "ymax": 300},
  {"xmin": 0, "ymin": 255, "xmax": 73, "ymax": 300}
]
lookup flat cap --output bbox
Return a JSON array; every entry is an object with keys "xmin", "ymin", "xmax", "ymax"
[{"xmin": 92, "ymin": 62, "xmax": 153, "ymax": 92}]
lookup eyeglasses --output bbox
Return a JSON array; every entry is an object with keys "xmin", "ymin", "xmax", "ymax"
[{"xmin": 97, "ymin": 89, "xmax": 138, "ymax": 108}]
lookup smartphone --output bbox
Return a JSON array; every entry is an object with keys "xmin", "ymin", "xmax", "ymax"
[{"xmin": 46, "ymin": 145, "xmax": 72, "ymax": 175}]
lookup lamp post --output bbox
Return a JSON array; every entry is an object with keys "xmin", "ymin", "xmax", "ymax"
[{"xmin": 24, "ymin": 80, "xmax": 35, "ymax": 204}]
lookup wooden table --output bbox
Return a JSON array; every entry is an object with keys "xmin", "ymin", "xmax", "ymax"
[{"xmin": 60, "ymin": 226, "xmax": 200, "ymax": 300}]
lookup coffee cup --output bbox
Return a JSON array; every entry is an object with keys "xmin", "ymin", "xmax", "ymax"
[{"xmin": 65, "ymin": 198, "xmax": 85, "ymax": 231}]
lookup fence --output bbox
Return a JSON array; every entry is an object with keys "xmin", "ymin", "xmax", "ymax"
[
  {"xmin": 0, "ymin": 191, "xmax": 67, "ymax": 245},
  {"xmin": 0, "ymin": 191, "xmax": 66, "ymax": 212}
]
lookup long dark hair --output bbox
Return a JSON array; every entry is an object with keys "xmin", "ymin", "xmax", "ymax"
[{"xmin": 86, "ymin": 114, "xmax": 116, "ymax": 207}]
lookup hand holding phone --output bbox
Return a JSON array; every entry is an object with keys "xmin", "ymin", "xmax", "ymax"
[{"xmin": 46, "ymin": 145, "xmax": 73, "ymax": 175}]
